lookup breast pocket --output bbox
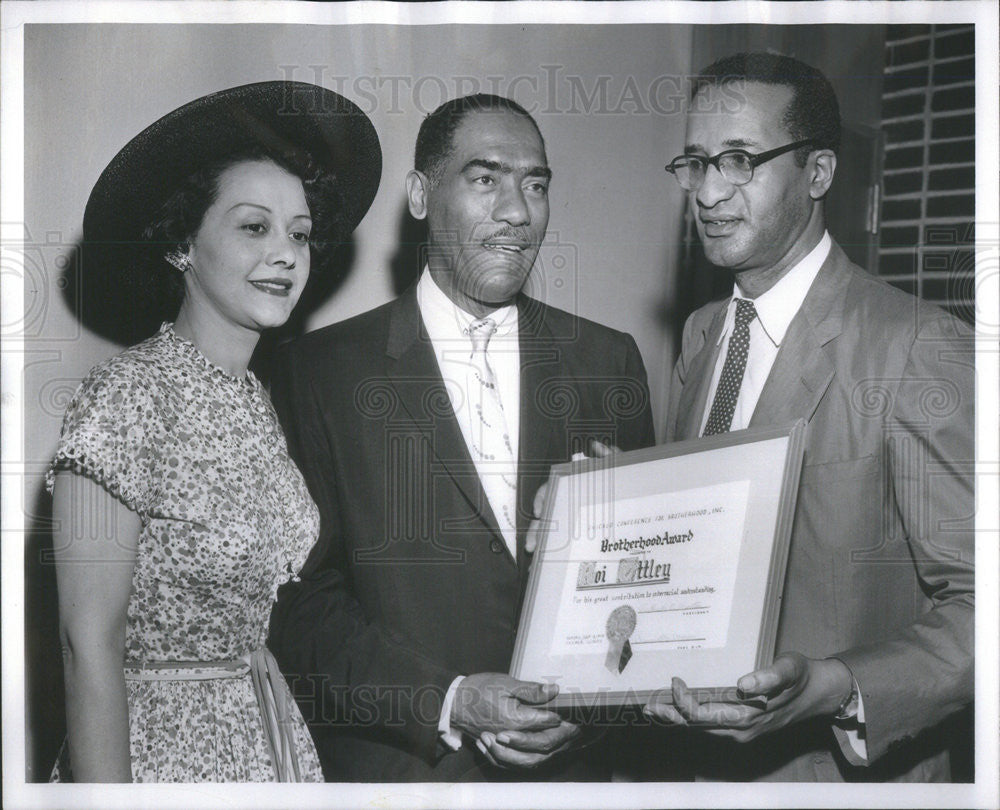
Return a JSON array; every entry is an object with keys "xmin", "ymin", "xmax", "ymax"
[
  {"xmin": 795, "ymin": 454, "xmax": 882, "ymax": 553},
  {"xmin": 799, "ymin": 454, "xmax": 880, "ymax": 486},
  {"xmin": 784, "ymin": 453, "xmax": 885, "ymax": 653}
]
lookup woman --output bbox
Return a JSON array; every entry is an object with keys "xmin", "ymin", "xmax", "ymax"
[{"xmin": 47, "ymin": 82, "xmax": 381, "ymax": 782}]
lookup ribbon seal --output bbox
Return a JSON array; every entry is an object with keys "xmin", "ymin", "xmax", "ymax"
[{"xmin": 605, "ymin": 605, "xmax": 637, "ymax": 674}]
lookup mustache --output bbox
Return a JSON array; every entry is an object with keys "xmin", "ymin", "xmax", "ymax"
[{"xmin": 478, "ymin": 226, "xmax": 535, "ymax": 243}]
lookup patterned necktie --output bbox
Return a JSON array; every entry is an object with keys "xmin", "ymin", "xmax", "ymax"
[
  {"xmin": 466, "ymin": 317, "xmax": 518, "ymax": 550},
  {"xmin": 703, "ymin": 298, "xmax": 757, "ymax": 436}
]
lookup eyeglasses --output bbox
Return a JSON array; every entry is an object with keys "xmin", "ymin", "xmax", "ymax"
[{"xmin": 664, "ymin": 139, "xmax": 813, "ymax": 191}]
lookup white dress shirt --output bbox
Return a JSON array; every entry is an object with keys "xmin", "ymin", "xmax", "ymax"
[
  {"xmin": 416, "ymin": 268, "xmax": 521, "ymax": 560},
  {"xmin": 699, "ymin": 231, "xmax": 831, "ymax": 435},
  {"xmin": 416, "ymin": 268, "xmax": 521, "ymax": 751}
]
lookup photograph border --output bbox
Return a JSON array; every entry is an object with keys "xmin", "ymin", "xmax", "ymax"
[{"xmin": 2, "ymin": 2, "xmax": 997, "ymax": 809}]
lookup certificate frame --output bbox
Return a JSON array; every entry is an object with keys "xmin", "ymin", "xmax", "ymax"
[{"xmin": 510, "ymin": 421, "xmax": 807, "ymax": 709}]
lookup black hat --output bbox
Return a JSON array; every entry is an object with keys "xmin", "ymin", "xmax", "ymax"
[{"xmin": 79, "ymin": 81, "xmax": 381, "ymax": 343}]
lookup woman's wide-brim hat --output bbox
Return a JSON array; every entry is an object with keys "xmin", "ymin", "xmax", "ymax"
[
  {"xmin": 78, "ymin": 81, "xmax": 381, "ymax": 343},
  {"xmin": 85, "ymin": 80, "xmax": 381, "ymax": 250}
]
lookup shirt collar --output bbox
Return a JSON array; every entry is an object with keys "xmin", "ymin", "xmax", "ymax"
[
  {"xmin": 416, "ymin": 267, "xmax": 519, "ymax": 348},
  {"xmin": 717, "ymin": 231, "xmax": 831, "ymax": 348}
]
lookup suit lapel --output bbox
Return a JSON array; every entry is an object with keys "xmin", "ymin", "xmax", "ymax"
[
  {"xmin": 675, "ymin": 304, "xmax": 727, "ymax": 440},
  {"xmin": 384, "ymin": 288, "xmax": 506, "ymax": 547},
  {"xmin": 514, "ymin": 296, "xmax": 568, "ymax": 571},
  {"xmin": 749, "ymin": 244, "xmax": 850, "ymax": 428},
  {"xmin": 516, "ymin": 296, "xmax": 560, "ymax": 485}
]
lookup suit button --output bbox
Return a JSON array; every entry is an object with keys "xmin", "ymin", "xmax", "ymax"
[{"xmin": 490, "ymin": 539, "xmax": 504, "ymax": 554}]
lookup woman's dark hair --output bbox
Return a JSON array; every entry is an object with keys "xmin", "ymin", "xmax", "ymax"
[{"xmin": 140, "ymin": 143, "xmax": 347, "ymax": 313}]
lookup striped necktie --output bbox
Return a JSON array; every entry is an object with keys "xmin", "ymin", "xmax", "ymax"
[{"xmin": 466, "ymin": 317, "xmax": 518, "ymax": 552}]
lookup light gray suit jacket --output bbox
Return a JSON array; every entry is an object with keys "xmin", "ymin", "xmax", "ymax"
[{"xmin": 665, "ymin": 241, "xmax": 974, "ymax": 781}]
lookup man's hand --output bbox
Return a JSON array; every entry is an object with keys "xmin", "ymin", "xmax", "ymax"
[
  {"xmin": 644, "ymin": 653, "xmax": 853, "ymax": 743},
  {"xmin": 526, "ymin": 441, "xmax": 619, "ymax": 554},
  {"xmin": 476, "ymin": 721, "xmax": 582, "ymax": 769},
  {"xmin": 452, "ymin": 673, "xmax": 580, "ymax": 769},
  {"xmin": 524, "ymin": 480, "xmax": 552, "ymax": 555}
]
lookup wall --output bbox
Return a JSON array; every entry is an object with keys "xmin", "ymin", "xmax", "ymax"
[
  {"xmin": 877, "ymin": 23, "xmax": 976, "ymax": 323},
  {"xmin": 21, "ymin": 21, "xmax": 693, "ymax": 778}
]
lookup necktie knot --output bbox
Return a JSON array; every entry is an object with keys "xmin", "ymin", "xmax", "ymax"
[
  {"xmin": 467, "ymin": 317, "xmax": 498, "ymax": 354},
  {"xmin": 734, "ymin": 298, "xmax": 757, "ymax": 326}
]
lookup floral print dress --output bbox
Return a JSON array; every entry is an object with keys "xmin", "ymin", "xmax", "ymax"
[{"xmin": 47, "ymin": 323, "xmax": 324, "ymax": 782}]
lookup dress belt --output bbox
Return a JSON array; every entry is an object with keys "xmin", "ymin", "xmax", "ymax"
[{"xmin": 123, "ymin": 648, "xmax": 302, "ymax": 782}]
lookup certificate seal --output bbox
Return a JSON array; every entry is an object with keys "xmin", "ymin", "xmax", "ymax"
[{"xmin": 605, "ymin": 605, "xmax": 637, "ymax": 674}]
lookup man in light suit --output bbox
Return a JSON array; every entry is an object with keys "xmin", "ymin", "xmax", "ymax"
[
  {"xmin": 643, "ymin": 53, "xmax": 974, "ymax": 781},
  {"xmin": 268, "ymin": 94, "xmax": 655, "ymax": 781}
]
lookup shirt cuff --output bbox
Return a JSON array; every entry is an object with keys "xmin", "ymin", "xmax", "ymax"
[
  {"xmin": 833, "ymin": 674, "xmax": 868, "ymax": 763},
  {"xmin": 438, "ymin": 675, "xmax": 466, "ymax": 751}
]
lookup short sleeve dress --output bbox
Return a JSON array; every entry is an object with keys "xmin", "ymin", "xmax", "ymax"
[{"xmin": 47, "ymin": 323, "xmax": 324, "ymax": 782}]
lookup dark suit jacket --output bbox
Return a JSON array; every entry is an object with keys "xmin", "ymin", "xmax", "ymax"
[
  {"xmin": 661, "ymin": 240, "xmax": 974, "ymax": 781},
  {"xmin": 268, "ymin": 287, "xmax": 655, "ymax": 781}
]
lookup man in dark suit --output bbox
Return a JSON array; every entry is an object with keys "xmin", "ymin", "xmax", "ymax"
[
  {"xmin": 268, "ymin": 94, "xmax": 655, "ymax": 781},
  {"xmin": 643, "ymin": 53, "xmax": 974, "ymax": 781}
]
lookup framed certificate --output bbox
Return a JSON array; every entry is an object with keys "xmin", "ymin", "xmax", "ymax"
[{"xmin": 510, "ymin": 421, "xmax": 806, "ymax": 708}]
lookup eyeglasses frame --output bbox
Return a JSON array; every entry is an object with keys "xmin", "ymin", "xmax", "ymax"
[{"xmin": 664, "ymin": 139, "xmax": 815, "ymax": 190}]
